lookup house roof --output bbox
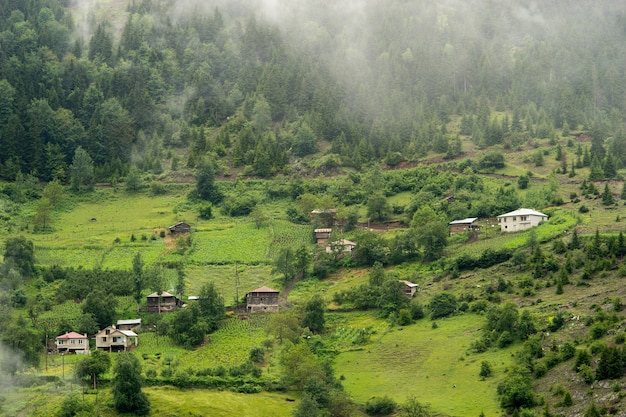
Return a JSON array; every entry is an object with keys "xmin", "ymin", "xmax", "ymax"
[
  {"xmin": 329, "ymin": 239, "xmax": 356, "ymax": 246},
  {"xmin": 187, "ymin": 295, "xmax": 199, "ymax": 300},
  {"xmin": 449, "ymin": 217, "xmax": 478, "ymax": 225},
  {"xmin": 314, "ymin": 228, "xmax": 332, "ymax": 233},
  {"xmin": 400, "ymin": 280, "xmax": 419, "ymax": 288},
  {"xmin": 169, "ymin": 221, "xmax": 189, "ymax": 228},
  {"xmin": 56, "ymin": 331, "xmax": 87, "ymax": 340},
  {"xmin": 117, "ymin": 319, "xmax": 141, "ymax": 326},
  {"xmin": 119, "ymin": 330, "xmax": 138, "ymax": 337},
  {"xmin": 497, "ymin": 208, "xmax": 548, "ymax": 218},
  {"xmin": 248, "ymin": 286, "xmax": 279, "ymax": 294},
  {"xmin": 147, "ymin": 291, "xmax": 176, "ymax": 298}
]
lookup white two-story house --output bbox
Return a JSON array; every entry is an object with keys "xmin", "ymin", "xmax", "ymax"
[{"xmin": 497, "ymin": 208, "xmax": 548, "ymax": 232}]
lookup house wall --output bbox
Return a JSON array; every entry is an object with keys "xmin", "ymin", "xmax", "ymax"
[
  {"xmin": 96, "ymin": 328, "xmax": 135, "ymax": 351},
  {"xmin": 146, "ymin": 297, "xmax": 178, "ymax": 312},
  {"xmin": 498, "ymin": 215, "xmax": 545, "ymax": 232},
  {"xmin": 246, "ymin": 293, "xmax": 279, "ymax": 313},
  {"xmin": 56, "ymin": 339, "xmax": 87, "ymax": 351}
]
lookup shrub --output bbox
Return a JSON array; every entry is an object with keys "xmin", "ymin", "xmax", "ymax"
[
  {"xmin": 199, "ymin": 204, "xmax": 213, "ymax": 219},
  {"xmin": 398, "ymin": 308, "xmax": 412, "ymax": 326},
  {"xmin": 365, "ymin": 396, "xmax": 397, "ymax": 416},
  {"xmin": 429, "ymin": 292, "xmax": 457, "ymax": 319},
  {"xmin": 534, "ymin": 363, "xmax": 547, "ymax": 378},
  {"xmin": 480, "ymin": 361, "xmax": 492, "ymax": 378},
  {"xmin": 249, "ymin": 347, "xmax": 264, "ymax": 363}
]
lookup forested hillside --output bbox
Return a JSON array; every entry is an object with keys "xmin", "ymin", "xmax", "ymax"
[
  {"xmin": 3, "ymin": 1, "xmax": 626, "ymax": 417},
  {"xmin": 0, "ymin": 0, "xmax": 626, "ymax": 181}
]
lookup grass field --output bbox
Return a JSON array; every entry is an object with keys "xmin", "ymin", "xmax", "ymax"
[
  {"xmin": 0, "ymin": 382, "xmax": 295, "ymax": 417},
  {"xmin": 147, "ymin": 387, "xmax": 295, "ymax": 417},
  {"xmin": 334, "ymin": 313, "xmax": 512, "ymax": 417}
]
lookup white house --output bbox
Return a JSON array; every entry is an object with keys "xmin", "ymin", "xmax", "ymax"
[
  {"xmin": 95, "ymin": 326, "xmax": 138, "ymax": 352},
  {"xmin": 326, "ymin": 239, "xmax": 357, "ymax": 254},
  {"xmin": 55, "ymin": 331, "xmax": 89, "ymax": 354},
  {"xmin": 497, "ymin": 208, "xmax": 548, "ymax": 232}
]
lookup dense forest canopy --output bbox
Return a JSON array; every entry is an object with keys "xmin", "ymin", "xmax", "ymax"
[{"xmin": 0, "ymin": 0, "xmax": 625, "ymax": 182}]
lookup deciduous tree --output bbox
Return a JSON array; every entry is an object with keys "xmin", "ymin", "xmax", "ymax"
[{"xmin": 111, "ymin": 353, "xmax": 150, "ymax": 415}]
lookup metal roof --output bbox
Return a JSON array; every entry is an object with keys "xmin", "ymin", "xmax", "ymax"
[
  {"xmin": 449, "ymin": 217, "xmax": 478, "ymax": 225},
  {"xmin": 497, "ymin": 208, "xmax": 548, "ymax": 218}
]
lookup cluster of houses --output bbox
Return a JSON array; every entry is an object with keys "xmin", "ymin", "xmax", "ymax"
[
  {"xmin": 54, "ymin": 210, "xmax": 545, "ymax": 355},
  {"xmin": 53, "ymin": 286, "xmax": 286, "ymax": 354},
  {"xmin": 55, "ymin": 319, "xmax": 141, "ymax": 354}
]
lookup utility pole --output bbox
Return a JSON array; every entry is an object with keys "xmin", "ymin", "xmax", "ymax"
[{"xmin": 235, "ymin": 262, "xmax": 239, "ymax": 311}]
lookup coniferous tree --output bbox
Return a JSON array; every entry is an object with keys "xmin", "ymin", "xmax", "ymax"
[{"xmin": 602, "ymin": 183, "xmax": 615, "ymax": 206}]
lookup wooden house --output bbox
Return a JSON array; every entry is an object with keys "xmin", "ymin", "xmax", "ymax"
[
  {"xmin": 399, "ymin": 280, "xmax": 419, "ymax": 298},
  {"xmin": 449, "ymin": 217, "xmax": 479, "ymax": 236},
  {"xmin": 55, "ymin": 331, "xmax": 89, "ymax": 354},
  {"xmin": 146, "ymin": 291, "xmax": 181, "ymax": 313},
  {"xmin": 314, "ymin": 228, "xmax": 332, "ymax": 246},
  {"xmin": 169, "ymin": 221, "xmax": 190, "ymax": 234},
  {"xmin": 497, "ymin": 208, "xmax": 548, "ymax": 232},
  {"xmin": 116, "ymin": 318, "xmax": 141, "ymax": 331},
  {"xmin": 95, "ymin": 326, "xmax": 138, "ymax": 352},
  {"xmin": 246, "ymin": 286, "xmax": 280, "ymax": 313}
]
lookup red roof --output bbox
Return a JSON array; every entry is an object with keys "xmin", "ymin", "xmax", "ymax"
[
  {"xmin": 249, "ymin": 286, "xmax": 279, "ymax": 294},
  {"xmin": 56, "ymin": 331, "xmax": 87, "ymax": 339}
]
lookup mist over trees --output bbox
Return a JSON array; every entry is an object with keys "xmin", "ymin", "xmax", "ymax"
[{"xmin": 0, "ymin": 0, "xmax": 625, "ymax": 182}]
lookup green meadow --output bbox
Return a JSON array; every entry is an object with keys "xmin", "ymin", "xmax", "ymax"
[{"xmin": 334, "ymin": 314, "xmax": 509, "ymax": 416}]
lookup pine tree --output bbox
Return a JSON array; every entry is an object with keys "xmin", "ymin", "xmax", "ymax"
[{"xmin": 602, "ymin": 183, "xmax": 615, "ymax": 206}]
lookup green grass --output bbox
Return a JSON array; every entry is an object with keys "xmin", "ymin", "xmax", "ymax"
[
  {"xmin": 175, "ymin": 314, "xmax": 270, "ymax": 370},
  {"xmin": 333, "ymin": 313, "xmax": 511, "ymax": 416},
  {"xmin": 147, "ymin": 386, "xmax": 295, "ymax": 417},
  {"xmin": 184, "ymin": 264, "xmax": 275, "ymax": 305},
  {"xmin": 188, "ymin": 221, "xmax": 271, "ymax": 265}
]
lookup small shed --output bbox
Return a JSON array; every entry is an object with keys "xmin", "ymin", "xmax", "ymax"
[
  {"xmin": 146, "ymin": 291, "xmax": 181, "ymax": 313},
  {"xmin": 314, "ymin": 228, "xmax": 332, "ymax": 246},
  {"xmin": 246, "ymin": 286, "xmax": 280, "ymax": 313},
  {"xmin": 55, "ymin": 331, "xmax": 89, "ymax": 354},
  {"xmin": 169, "ymin": 221, "xmax": 190, "ymax": 234},
  {"xmin": 116, "ymin": 318, "xmax": 141, "ymax": 331},
  {"xmin": 449, "ymin": 217, "xmax": 479, "ymax": 236},
  {"xmin": 399, "ymin": 280, "xmax": 419, "ymax": 298}
]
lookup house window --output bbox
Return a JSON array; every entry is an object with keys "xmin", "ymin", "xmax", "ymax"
[
  {"xmin": 106, "ymin": 329, "xmax": 110, "ymax": 335},
  {"xmin": 70, "ymin": 340, "xmax": 75, "ymax": 344},
  {"xmin": 513, "ymin": 217, "xmax": 516, "ymax": 221},
  {"xmin": 78, "ymin": 340, "xmax": 83, "ymax": 344},
  {"xmin": 113, "ymin": 337, "xmax": 121, "ymax": 343},
  {"xmin": 58, "ymin": 340, "xmax": 65, "ymax": 344},
  {"xmin": 102, "ymin": 337, "xmax": 107, "ymax": 342},
  {"xmin": 521, "ymin": 216, "xmax": 528, "ymax": 221}
]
